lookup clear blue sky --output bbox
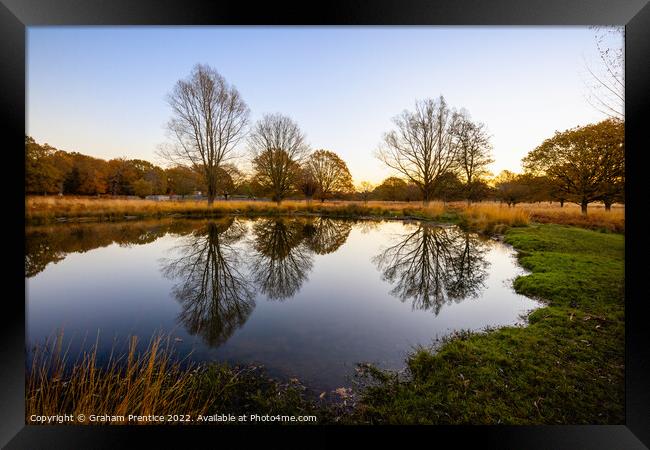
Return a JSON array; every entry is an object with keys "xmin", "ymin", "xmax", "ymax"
[{"xmin": 27, "ymin": 26, "xmax": 619, "ymax": 184}]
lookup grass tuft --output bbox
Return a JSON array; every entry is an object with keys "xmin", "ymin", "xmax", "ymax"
[{"xmin": 26, "ymin": 333, "xmax": 332, "ymax": 424}]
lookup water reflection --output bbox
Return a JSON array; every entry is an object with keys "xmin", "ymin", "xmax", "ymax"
[
  {"xmin": 27, "ymin": 218, "xmax": 490, "ymax": 345},
  {"xmin": 249, "ymin": 218, "xmax": 314, "ymax": 301},
  {"xmin": 25, "ymin": 220, "xmax": 190, "ymax": 277},
  {"xmin": 27, "ymin": 217, "xmax": 541, "ymax": 389},
  {"xmin": 161, "ymin": 218, "xmax": 255, "ymax": 346},
  {"xmin": 302, "ymin": 217, "xmax": 352, "ymax": 255},
  {"xmin": 373, "ymin": 224, "xmax": 489, "ymax": 315}
]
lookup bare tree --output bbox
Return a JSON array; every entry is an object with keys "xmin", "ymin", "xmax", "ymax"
[
  {"xmin": 584, "ymin": 26, "xmax": 624, "ymax": 120},
  {"xmin": 159, "ymin": 64, "xmax": 250, "ymax": 205},
  {"xmin": 376, "ymin": 96, "xmax": 462, "ymax": 205},
  {"xmin": 454, "ymin": 112, "xmax": 494, "ymax": 204},
  {"xmin": 249, "ymin": 113, "xmax": 311, "ymax": 204},
  {"xmin": 357, "ymin": 181, "xmax": 375, "ymax": 203}
]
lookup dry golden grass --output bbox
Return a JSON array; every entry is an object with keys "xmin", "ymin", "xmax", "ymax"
[
  {"xmin": 451, "ymin": 202, "xmax": 531, "ymax": 234},
  {"xmin": 520, "ymin": 202, "xmax": 625, "ymax": 233},
  {"xmin": 25, "ymin": 196, "xmax": 448, "ymax": 224},
  {"xmin": 26, "ymin": 333, "xmax": 210, "ymax": 423},
  {"xmin": 449, "ymin": 201, "xmax": 624, "ymax": 233},
  {"xmin": 25, "ymin": 196, "xmax": 624, "ymax": 233}
]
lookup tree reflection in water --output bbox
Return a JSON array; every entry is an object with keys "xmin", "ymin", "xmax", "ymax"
[
  {"xmin": 161, "ymin": 218, "xmax": 255, "ymax": 347},
  {"xmin": 25, "ymin": 220, "xmax": 185, "ymax": 277},
  {"xmin": 249, "ymin": 218, "xmax": 314, "ymax": 301},
  {"xmin": 373, "ymin": 224, "xmax": 490, "ymax": 315},
  {"xmin": 302, "ymin": 217, "xmax": 352, "ymax": 255},
  {"xmin": 28, "ymin": 216, "xmax": 357, "ymax": 348}
]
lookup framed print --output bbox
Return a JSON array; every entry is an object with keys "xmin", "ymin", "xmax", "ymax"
[{"xmin": 2, "ymin": 0, "xmax": 649, "ymax": 448}]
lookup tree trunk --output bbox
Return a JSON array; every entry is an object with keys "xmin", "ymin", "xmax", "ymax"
[
  {"xmin": 560, "ymin": 199, "xmax": 564, "ymax": 208},
  {"xmin": 207, "ymin": 176, "xmax": 216, "ymax": 205},
  {"xmin": 604, "ymin": 200, "xmax": 612, "ymax": 211},
  {"xmin": 581, "ymin": 198, "xmax": 588, "ymax": 215},
  {"xmin": 224, "ymin": 193, "xmax": 229, "ymax": 201},
  {"xmin": 422, "ymin": 189, "xmax": 430, "ymax": 207}
]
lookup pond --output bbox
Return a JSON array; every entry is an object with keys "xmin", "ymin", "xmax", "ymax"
[{"xmin": 25, "ymin": 217, "xmax": 542, "ymax": 392}]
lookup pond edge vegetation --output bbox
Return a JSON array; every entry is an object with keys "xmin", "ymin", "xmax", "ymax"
[
  {"xmin": 25, "ymin": 209, "xmax": 625, "ymax": 424},
  {"xmin": 26, "ymin": 197, "xmax": 624, "ymax": 234}
]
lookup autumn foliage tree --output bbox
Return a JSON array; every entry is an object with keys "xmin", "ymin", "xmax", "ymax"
[
  {"xmin": 215, "ymin": 164, "xmax": 245, "ymax": 200},
  {"xmin": 298, "ymin": 167, "xmax": 318, "ymax": 202},
  {"xmin": 374, "ymin": 177, "xmax": 408, "ymax": 201},
  {"xmin": 494, "ymin": 170, "xmax": 531, "ymax": 207},
  {"xmin": 25, "ymin": 136, "xmax": 64, "ymax": 195},
  {"xmin": 166, "ymin": 165, "xmax": 204, "ymax": 197},
  {"xmin": 305, "ymin": 150, "xmax": 354, "ymax": 202},
  {"xmin": 132, "ymin": 178, "xmax": 154, "ymax": 198},
  {"xmin": 522, "ymin": 119, "xmax": 624, "ymax": 214}
]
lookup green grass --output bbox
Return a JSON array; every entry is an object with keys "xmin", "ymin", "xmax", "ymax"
[
  {"xmin": 350, "ymin": 224, "xmax": 624, "ymax": 424},
  {"xmin": 189, "ymin": 364, "xmax": 338, "ymax": 423}
]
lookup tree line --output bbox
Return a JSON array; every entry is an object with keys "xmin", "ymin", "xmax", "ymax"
[
  {"xmin": 25, "ymin": 135, "xmax": 354, "ymax": 201},
  {"xmin": 26, "ymin": 63, "xmax": 624, "ymax": 214}
]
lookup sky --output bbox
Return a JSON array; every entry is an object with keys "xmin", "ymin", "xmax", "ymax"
[{"xmin": 27, "ymin": 26, "xmax": 621, "ymax": 184}]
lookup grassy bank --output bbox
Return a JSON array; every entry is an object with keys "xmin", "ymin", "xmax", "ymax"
[{"xmin": 350, "ymin": 224, "xmax": 624, "ymax": 424}]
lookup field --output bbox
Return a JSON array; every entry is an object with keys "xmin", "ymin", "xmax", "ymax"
[{"xmin": 25, "ymin": 196, "xmax": 624, "ymax": 234}]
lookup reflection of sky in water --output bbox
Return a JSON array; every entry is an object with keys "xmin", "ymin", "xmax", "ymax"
[{"xmin": 26, "ymin": 219, "xmax": 542, "ymax": 391}]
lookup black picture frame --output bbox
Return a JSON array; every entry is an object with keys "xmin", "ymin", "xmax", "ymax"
[{"xmin": 2, "ymin": 1, "xmax": 648, "ymax": 448}]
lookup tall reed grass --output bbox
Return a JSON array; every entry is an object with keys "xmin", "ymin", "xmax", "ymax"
[
  {"xmin": 452, "ymin": 202, "xmax": 531, "ymax": 234},
  {"xmin": 26, "ymin": 333, "xmax": 210, "ymax": 423},
  {"xmin": 26, "ymin": 332, "xmax": 331, "ymax": 424}
]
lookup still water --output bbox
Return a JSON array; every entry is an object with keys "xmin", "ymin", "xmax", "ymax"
[{"xmin": 26, "ymin": 217, "xmax": 541, "ymax": 391}]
